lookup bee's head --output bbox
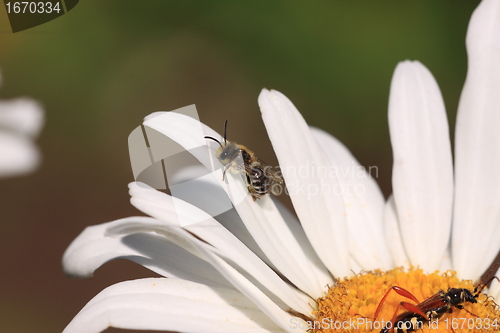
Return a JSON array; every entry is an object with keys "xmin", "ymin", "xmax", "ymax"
[
  {"xmin": 205, "ymin": 120, "xmax": 237, "ymax": 165},
  {"xmin": 215, "ymin": 142, "xmax": 239, "ymax": 164}
]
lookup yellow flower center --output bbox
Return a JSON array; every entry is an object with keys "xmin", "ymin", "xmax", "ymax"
[{"xmin": 313, "ymin": 268, "xmax": 500, "ymax": 333}]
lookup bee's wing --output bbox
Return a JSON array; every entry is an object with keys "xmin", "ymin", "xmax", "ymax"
[{"xmin": 253, "ymin": 158, "xmax": 284, "ymax": 184}]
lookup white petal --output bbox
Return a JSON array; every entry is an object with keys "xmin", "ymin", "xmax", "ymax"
[
  {"xmin": 0, "ymin": 132, "xmax": 39, "ymax": 177},
  {"xmin": 143, "ymin": 112, "xmax": 333, "ymax": 297},
  {"xmin": 0, "ymin": 98, "xmax": 44, "ymax": 136},
  {"xmin": 310, "ymin": 127, "xmax": 392, "ymax": 270},
  {"xmin": 169, "ymin": 170, "xmax": 273, "ymax": 268},
  {"xmin": 63, "ymin": 278, "xmax": 285, "ymax": 333},
  {"xmin": 217, "ymin": 207, "xmax": 275, "ymax": 268},
  {"xmin": 62, "ymin": 216, "xmax": 231, "ymax": 288},
  {"xmin": 259, "ymin": 89, "xmax": 350, "ymax": 278},
  {"xmin": 272, "ymin": 198, "xmax": 334, "ymax": 288},
  {"xmin": 349, "ymin": 256, "xmax": 362, "ymax": 273},
  {"xmin": 170, "ymin": 167, "xmax": 274, "ymax": 268},
  {"xmin": 494, "ymin": 290, "xmax": 500, "ymax": 304},
  {"xmin": 384, "ymin": 195, "xmax": 410, "ymax": 269},
  {"xmin": 233, "ymin": 194, "xmax": 333, "ymax": 299},
  {"xmin": 222, "ymin": 172, "xmax": 333, "ymax": 299},
  {"xmin": 143, "ymin": 111, "xmax": 218, "ymax": 162},
  {"xmin": 142, "ymin": 112, "xmax": 249, "ymax": 213},
  {"xmin": 223, "ymin": 172, "xmax": 333, "ymax": 299},
  {"xmin": 191, "ymin": 243, "xmax": 308, "ymax": 333},
  {"xmin": 129, "ymin": 182, "xmax": 313, "ymax": 315},
  {"xmin": 389, "ymin": 61, "xmax": 453, "ymax": 272},
  {"xmin": 103, "ymin": 212, "xmax": 309, "ymax": 333},
  {"xmin": 453, "ymin": 0, "xmax": 500, "ymax": 280},
  {"xmin": 143, "ymin": 111, "xmax": 166, "ymax": 122},
  {"xmin": 439, "ymin": 248, "xmax": 452, "ymax": 272}
]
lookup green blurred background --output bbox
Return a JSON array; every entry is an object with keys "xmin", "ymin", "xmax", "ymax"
[{"xmin": 0, "ymin": 1, "xmax": 481, "ymax": 332}]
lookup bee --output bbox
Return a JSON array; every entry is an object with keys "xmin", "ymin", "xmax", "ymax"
[{"xmin": 204, "ymin": 121, "xmax": 283, "ymax": 201}]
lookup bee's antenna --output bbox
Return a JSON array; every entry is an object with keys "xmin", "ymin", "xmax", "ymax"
[
  {"xmin": 474, "ymin": 263, "xmax": 500, "ymax": 297},
  {"xmin": 474, "ymin": 276, "xmax": 500, "ymax": 297},
  {"xmin": 223, "ymin": 120, "xmax": 228, "ymax": 144},
  {"xmin": 204, "ymin": 136, "xmax": 222, "ymax": 147}
]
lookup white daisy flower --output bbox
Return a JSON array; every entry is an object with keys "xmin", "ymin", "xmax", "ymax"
[
  {"xmin": 62, "ymin": 0, "xmax": 500, "ymax": 332},
  {"xmin": 0, "ymin": 71, "xmax": 44, "ymax": 178}
]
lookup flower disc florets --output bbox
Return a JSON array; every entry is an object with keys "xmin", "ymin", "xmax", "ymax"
[{"xmin": 312, "ymin": 268, "xmax": 500, "ymax": 333}]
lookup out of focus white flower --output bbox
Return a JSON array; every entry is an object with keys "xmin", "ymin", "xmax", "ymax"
[{"xmin": 0, "ymin": 72, "xmax": 44, "ymax": 177}]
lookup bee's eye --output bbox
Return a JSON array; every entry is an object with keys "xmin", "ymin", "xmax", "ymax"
[{"xmin": 221, "ymin": 151, "xmax": 228, "ymax": 159}]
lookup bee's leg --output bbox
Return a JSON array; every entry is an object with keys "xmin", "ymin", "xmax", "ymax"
[
  {"xmin": 457, "ymin": 305, "xmax": 478, "ymax": 317},
  {"xmin": 245, "ymin": 174, "xmax": 259, "ymax": 201},
  {"xmin": 222, "ymin": 165, "xmax": 230, "ymax": 180}
]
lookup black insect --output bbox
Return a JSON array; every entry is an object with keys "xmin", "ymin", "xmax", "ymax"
[{"xmin": 375, "ymin": 270, "xmax": 499, "ymax": 333}]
